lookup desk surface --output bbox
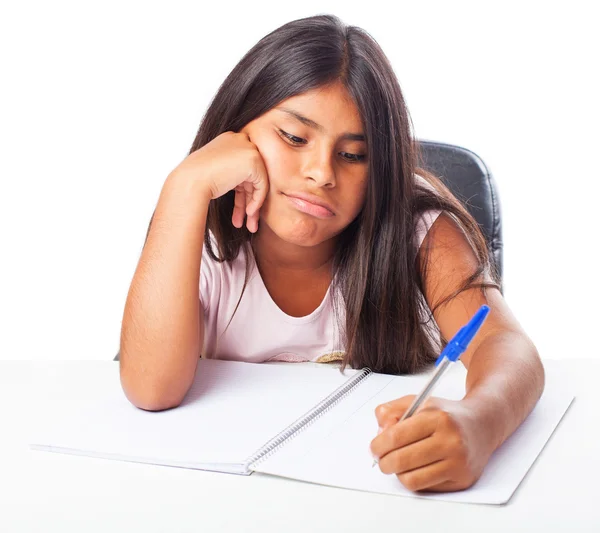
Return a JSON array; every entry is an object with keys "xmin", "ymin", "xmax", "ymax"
[{"xmin": 1, "ymin": 358, "xmax": 598, "ymax": 532}]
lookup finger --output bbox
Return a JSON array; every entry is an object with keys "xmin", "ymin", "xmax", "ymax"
[
  {"xmin": 232, "ymin": 187, "xmax": 246, "ymax": 228},
  {"xmin": 377, "ymin": 435, "xmax": 444, "ymax": 475},
  {"xmin": 247, "ymin": 182, "xmax": 269, "ymax": 234},
  {"xmin": 421, "ymin": 479, "xmax": 463, "ymax": 493},
  {"xmin": 245, "ymin": 186, "xmax": 260, "ymax": 216},
  {"xmin": 396, "ymin": 459, "xmax": 453, "ymax": 493},
  {"xmin": 246, "ymin": 175, "xmax": 269, "ymax": 218},
  {"xmin": 245, "ymin": 186, "xmax": 262, "ymax": 233},
  {"xmin": 374, "ymin": 395, "xmax": 417, "ymax": 429},
  {"xmin": 247, "ymin": 210, "xmax": 259, "ymax": 233},
  {"xmin": 371, "ymin": 409, "xmax": 439, "ymax": 460},
  {"xmin": 243, "ymin": 186, "xmax": 253, "ymax": 232}
]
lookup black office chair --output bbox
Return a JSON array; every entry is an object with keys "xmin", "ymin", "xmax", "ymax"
[
  {"xmin": 114, "ymin": 140, "xmax": 502, "ymax": 361},
  {"xmin": 417, "ymin": 139, "xmax": 503, "ymax": 284}
]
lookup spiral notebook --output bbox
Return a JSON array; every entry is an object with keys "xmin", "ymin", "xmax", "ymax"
[{"xmin": 29, "ymin": 358, "xmax": 574, "ymax": 504}]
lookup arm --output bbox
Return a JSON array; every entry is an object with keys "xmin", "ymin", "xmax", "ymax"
[
  {"xmin": 371, "ymin": 213, "xmax": 545, "ymax": 491},
  {"xmin": 119, "ymin": 131, "xmax": 270, "ymax": 411},
  {"xmin": 119, "ymin": 172, "xmax": 212, "ymax": 412},
  {"xmin": 423, "ymin": 213, "xmax": 545, "ymax": 453}
]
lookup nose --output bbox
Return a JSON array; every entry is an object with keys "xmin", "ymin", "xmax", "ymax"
[{"xmin": 304, "ymin": 147, "xmax": 337, "ymax": 188}]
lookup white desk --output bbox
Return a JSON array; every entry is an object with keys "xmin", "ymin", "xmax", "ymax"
[{"xmin": 1, "ymin": 359, "xmax": 598, "ymax": 532}]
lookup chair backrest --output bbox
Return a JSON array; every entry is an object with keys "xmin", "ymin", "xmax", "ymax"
[{"xmin": 416, "ymin": 140, "xmax": 503, "ymax": 286}]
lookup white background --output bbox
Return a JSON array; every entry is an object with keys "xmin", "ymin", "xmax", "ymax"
[{"xmin": 1, "ymin": 0, "xmax": 598, "ymax": 362}]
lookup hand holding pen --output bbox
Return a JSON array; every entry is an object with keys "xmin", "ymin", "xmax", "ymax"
[{"xmin": 369, "ymin": 305, "xmax": 492, "ymax": 492}]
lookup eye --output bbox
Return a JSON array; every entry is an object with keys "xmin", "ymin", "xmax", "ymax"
[
  {"xmin": 340, "ymin": 152, "xmax": 367, "ymax": 163},
  {"xmin": 278, "ymin": 129, "xmax": 307, "ymax": 145},
  {"xmin": 278, "ymin": 129, "xmax": 367, "ymax": 164}
]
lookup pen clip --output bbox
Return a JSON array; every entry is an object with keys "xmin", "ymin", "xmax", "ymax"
[{"xmin": 434, "ymin": 305, "xmax": 490, "ymax": 366}]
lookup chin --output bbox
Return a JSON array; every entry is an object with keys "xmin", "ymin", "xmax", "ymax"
[
  {"xmin": 260, "ymin": 213, "xmax": 332, "ymax": 248},
  {"xmin": 257, "ymin": 191, "xmax": 341, "ymax": 247}
]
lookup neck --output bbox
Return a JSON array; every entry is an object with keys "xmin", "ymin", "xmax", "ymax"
[{"xmin": 251, "ymin": 224, "xmax": 336, "ymax": 274}]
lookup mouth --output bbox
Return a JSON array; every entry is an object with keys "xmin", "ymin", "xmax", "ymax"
[{"xmin": 283, "ymin": 192, "xmax": 336, "ymax": 219}]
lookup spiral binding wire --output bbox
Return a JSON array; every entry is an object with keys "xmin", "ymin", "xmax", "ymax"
[{"xmin": 243, "ymin": 367, "xmax": 373, "ymax": 472}]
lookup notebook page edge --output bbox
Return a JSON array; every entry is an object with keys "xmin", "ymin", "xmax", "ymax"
[{"xmin": 29, "ymin": 443, "xmax": 250, "ymax": 475}]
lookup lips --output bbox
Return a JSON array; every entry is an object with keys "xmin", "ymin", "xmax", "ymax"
[{"xmin": 284, "ymin": 192, "xmax": 335, "ymax": 219}]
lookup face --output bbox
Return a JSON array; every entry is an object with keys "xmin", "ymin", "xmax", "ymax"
[{"xmin": 240, "ymin": 82, "xmax": 369, "ymax": 248}]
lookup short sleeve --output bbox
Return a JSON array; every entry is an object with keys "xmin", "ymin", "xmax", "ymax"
[
  {"xmin": 200, "ymin": 233, "xmax": 221, "ymax": 316},
  {"xmin": 413, "ymin": 173, "xmax": 442, "ymax": 250},
  {"xmin": 415, "ymin": 209, "xmax": 442, "ymax": 250}
]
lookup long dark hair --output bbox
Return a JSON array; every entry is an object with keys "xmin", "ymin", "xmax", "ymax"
[{"xmin": 148, "ymin": 14, "xmax": 501, "ymax": 374}]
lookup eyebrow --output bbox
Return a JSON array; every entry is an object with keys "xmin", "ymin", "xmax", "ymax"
[{"xmin": 275, "ymin": 106, "xmax": 366, "ymax": 142}]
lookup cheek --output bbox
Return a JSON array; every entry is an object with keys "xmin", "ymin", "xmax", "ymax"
[
  {"xmin": 254, "ymin": 142, "xmax": 293, "ymax": 192},
  {"xmin": 344, "ymin": 179, "xmax": 368, "ymax": 215}
]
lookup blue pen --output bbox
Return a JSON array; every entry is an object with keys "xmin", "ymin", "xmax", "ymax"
[{"xmin": 372, "ymin": 304, "xmax": 491, "ymax": 467}]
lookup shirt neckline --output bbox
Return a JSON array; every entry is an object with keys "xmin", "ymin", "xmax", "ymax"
[{"xmin": 247, "ymin": 246, "xmax": 333, "ymax": 325}]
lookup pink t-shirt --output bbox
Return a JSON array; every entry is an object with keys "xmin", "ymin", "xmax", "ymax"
[{"xmin": 200, "ymin": 181, "xmax": 442, "ymax": 364}]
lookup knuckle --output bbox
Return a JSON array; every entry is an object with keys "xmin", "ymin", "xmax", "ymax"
[
  {"xmin": 435, "ymin": 410, "xmax": 463, "ymax": 436},
  {"xmin": 422, "ymin": 398, "xmax": 438, "ymax": 410},
  {"xmin": 388, "ymin": 424, "xmax": 405, "ymax": 447},
  {"xmin": 398, "ymin": 472, "xmax": 420, "ymax": 492},
  {"xmin": 440, "ymin": 434, "xmax": 466, "ymax": 463},
  {"xmin": 390, "ymin": 453, "xmax": 408, "ymax": 474},
  {"xmin": 374, "ymin": 404, "xmax": 388, "ymax": 418},
  {"xmin": 377, "ymin": 458, "xmax": 392, "ymax": 475},
  {"xmin": 437, "ymin": 409, "xmax": 454, "ymax": 426},
  {"xmin": 250, "ymin": 157, "xmax": 266, "ymax": 180},
  {"xmin": 445, "ymin": 432, "xmax": 464, "ymax": 454}
]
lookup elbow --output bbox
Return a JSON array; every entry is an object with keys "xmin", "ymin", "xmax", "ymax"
[
  {"xmin": 531, "ymin": 342, "xmax": 546, "ymax": 401},
  {"xmin": 126, "ymin": 388, "xmax": 184, "ymax": 412},
  {"xmin": 518, "ymin": 333, "xmax": 545, "ymax": 404},
  {"xmin": 119, "ymin": 364, "xmax": 187, "ymax": 412}
]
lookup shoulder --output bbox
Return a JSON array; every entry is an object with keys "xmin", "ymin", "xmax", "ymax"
[
  {"xmin": 417, "ymin": 211, "xmax": 489, "ymax": 305},
  {"xmin": 419, "ymin": 211, "xmax": 474, "ymax": 259},
  {"xmin": 413, "ymin": 173, "xmax": 443, "ymax": 249},
  {"xmin": 414, "ymin": 210, "xmax": 442, "ymax": 250}
]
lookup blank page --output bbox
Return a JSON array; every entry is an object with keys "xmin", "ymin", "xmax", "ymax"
[
  {"xmin": 254, "ymin": 361, "xmax": 575, "ymax": 504},
  {"xmin": 29, "ymin": 359, "xmax": 361, "ymax": 474}
]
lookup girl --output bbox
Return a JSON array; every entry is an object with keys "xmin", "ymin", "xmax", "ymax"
[{"xmin": 119, "ymin": 14, "xmax": 545, "ymax": 493}]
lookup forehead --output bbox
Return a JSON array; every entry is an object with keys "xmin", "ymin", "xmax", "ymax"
[{"xmin": 270, "ymin": 83, "xmax": 364, "ymax": 134}]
